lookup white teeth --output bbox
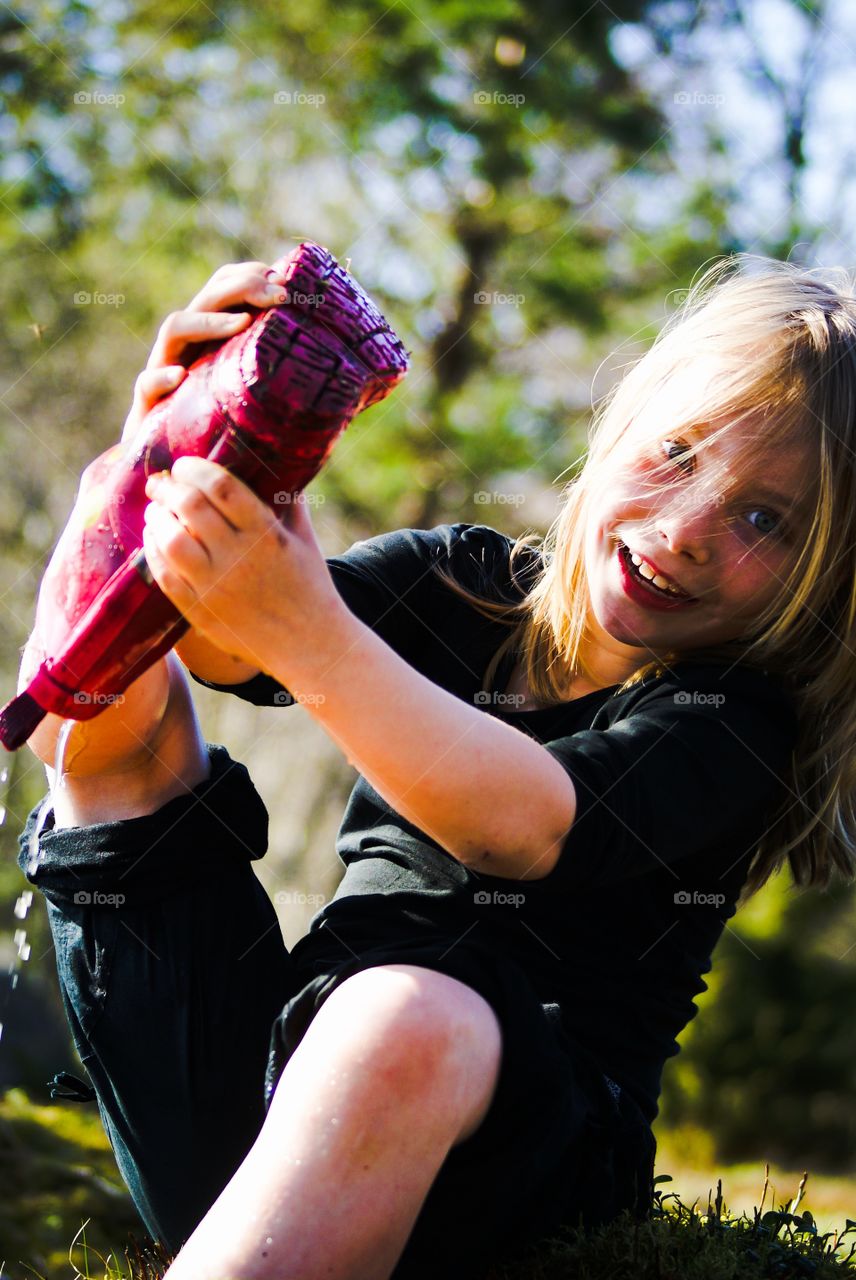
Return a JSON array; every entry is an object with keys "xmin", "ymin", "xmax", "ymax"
[{"xmin": 625, "ymin": 547, "xmax": 688, "ymax": 597}]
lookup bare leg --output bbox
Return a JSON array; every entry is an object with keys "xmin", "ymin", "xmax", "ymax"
[{"xmin": 163, "ymin": 963, "xmax": 503, "ymax": 1280}]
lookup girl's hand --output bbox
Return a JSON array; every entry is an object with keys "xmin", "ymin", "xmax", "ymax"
[
  {"xmin": 142, "ymin": 456, "xmax": 346, "ymax": 678},
  {"xmin": 120, "ymin": 260, "xmax": 290, "ymax": 444},
  {"xmin": 122, "ymin": 258, "xmax": 292, "ymax": 686}
]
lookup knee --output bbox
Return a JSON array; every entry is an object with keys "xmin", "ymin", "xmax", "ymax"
[{"xmin": 322, "ymin": 963, "xmax": 502, "ymax": 1089}]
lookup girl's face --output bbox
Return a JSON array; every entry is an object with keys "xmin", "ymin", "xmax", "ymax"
[{"xmin": 584, "ymin": 413, "xmax": 814, "ymax": 666}]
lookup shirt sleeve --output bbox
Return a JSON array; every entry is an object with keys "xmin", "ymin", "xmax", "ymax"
[
  {"xmin": 189, "ymin": 522, "xmax": 508, "ymax": 706},
  {"xmin": 537, "ymin": 665, "xmax": 798, "ymax": 891}
]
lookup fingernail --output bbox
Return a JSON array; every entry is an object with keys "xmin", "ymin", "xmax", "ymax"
[
  {"xmin": 165, "ymin": 366, "xmax": 185, "ymax": 385},
  {"xmin": 266, "ymin": 283, "xmax": 288, "ymax": 301},
  {"xmin": 226, "ymin": 311, "xmax": 249, "ymax": 325}
]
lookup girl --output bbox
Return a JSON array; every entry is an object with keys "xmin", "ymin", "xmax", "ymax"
[{"xmin": 17, "ymin": 254, "xmax": 856, "ymax": 1280}]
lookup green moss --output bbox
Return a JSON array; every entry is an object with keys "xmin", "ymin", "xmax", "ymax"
[
  {"xmin": 489, "ymin": 1178, "xmax": 856, "ymax": 1280},
  {"xmin": 0, "ymin": 1087, "xmax": 143, "ymax": 1279},
  {"xmin": 4, "ymin": 1089, "xmax": 856, "ymax": 1279}
]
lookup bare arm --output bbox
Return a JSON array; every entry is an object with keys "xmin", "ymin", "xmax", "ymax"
[
  {"xmin": 22, "ymin": 640, "xmax": 210, "ymax": 829},
  {"xmin": 142, "ymin": 464, "xmax": 578, "ymax": 881}
]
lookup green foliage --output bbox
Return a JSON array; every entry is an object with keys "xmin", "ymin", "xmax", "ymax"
[
  {"xmin": 0, "ymin": 1088, "xmax": 142, "ymax": 1279},
  {"xmin": 489, "ymin": 1179, "xmax": 856, "ymax": 1280},
  {"xmin": 4, "ymin": 1104, "xmax": 856, "ymax": 1280},
  {"xmin": 660, "ymin": 875, "xmax": 856, "ymax": 1172},
  {"xmin": 3, "ymin": 0, "xmax": 856, "ymax": 1214}
]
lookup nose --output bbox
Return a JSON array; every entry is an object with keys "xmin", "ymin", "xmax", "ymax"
[{"xmin": 654, "ymin": 494, "xmax": 715, "ymax": 565}]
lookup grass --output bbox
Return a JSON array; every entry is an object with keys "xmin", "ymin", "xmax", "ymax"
[
  {"xmin": 10, "ymin": 1175, "xmax": 856, "ymax": 1280},
  {"xmin": 488, "ymin": 1174, "xmax": 856, "ymax": 1279},
  {"xmin": 2, "ymin": 1087, "xmax": 855, "ymax": 1279},
  {"xmin": 653, "ymin": 1123, "xmax": 856, "ymax": 1240},
  {"xmin": 0, "ymin": 1088, "xmax": 144, "ymax": 1280}
]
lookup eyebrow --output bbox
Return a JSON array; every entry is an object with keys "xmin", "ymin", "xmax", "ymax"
[{"xmin": 752, "ymin": 487, "xmax": 805, "ymax": 514}]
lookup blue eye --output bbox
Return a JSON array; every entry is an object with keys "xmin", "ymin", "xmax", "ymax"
[
  {"xmin": 746, "ymin": 509, "xmax": 782, "ymax": 537},
  {"xmin": 659, "ymin": 439, "xmax": 786, "ymax": 539}
]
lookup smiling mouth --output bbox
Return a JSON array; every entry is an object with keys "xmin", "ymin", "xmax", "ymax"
[{"xmin": 617, "ymin": 541, "xmax": 700, "ymax": 605}]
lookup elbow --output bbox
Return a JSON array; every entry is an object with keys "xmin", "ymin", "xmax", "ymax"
[
  {"xmin": 451, "ymin": 752, "xmax": 578, "ymax": 881},
  {"xmin": 461, "ymin": 788, "xmax": 576, "ymax": 882}
]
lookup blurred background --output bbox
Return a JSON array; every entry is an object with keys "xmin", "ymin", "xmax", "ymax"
[{"xmin": 1, "ymin": 0, "xmax": 855, "ymax": 1268}]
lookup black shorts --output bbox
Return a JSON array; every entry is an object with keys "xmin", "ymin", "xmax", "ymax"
[
  {"xmin": 271, "ymin": 923, "xmax": 656, "ymax": 1279},
  {"xmin": 19, "ymin": 744, "xmax": 656, "ymax": 1279}
]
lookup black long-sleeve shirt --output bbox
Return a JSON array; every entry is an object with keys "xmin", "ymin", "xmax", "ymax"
[{"xmin": 193, "ymin": 522, "xmax": 798, "ymax": 1124}]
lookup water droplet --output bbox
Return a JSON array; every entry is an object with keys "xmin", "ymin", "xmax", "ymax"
[
  {"xmin": 10, "ymin": 973, "xmax": 18, "ymax": 990},
  {"xmin": 0, "ymin": 768, "xmax": 8, "ymax": 783},
  {"xmin": 0, "ymin": 1023, "xmax": 4, "ymax": 1042},
  {"xmin": 265, "ymin": 1237, "xmax": 273, "ymax": 1246},
  {"xmin": 13, "ymin": 892, "xmax": 32, "ymax": 920},
  {"xmin": 0, "ymin": 807, "xmax": 5, "ymax": 827},
  {"xmin": 26, "ymin": 795, "xmax": 54, "ymax": 876},
  {"xmin": 53, "ymin": 720, "xmax": 74, "ymax": 793}
]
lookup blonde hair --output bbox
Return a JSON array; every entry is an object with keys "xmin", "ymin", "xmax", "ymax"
[{"xmin": 431, "ymin": 254, "xmax": 856, "ymax": 901}]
